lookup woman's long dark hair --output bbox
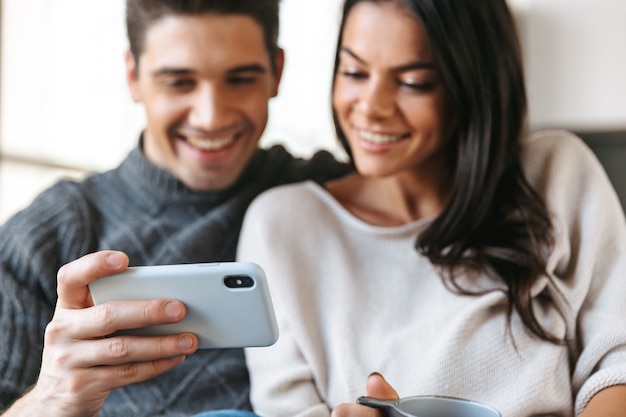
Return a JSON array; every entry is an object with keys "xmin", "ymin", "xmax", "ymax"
[{"xmin": 332, "ymin": 0, "xmax": 559, "ymax": 342}]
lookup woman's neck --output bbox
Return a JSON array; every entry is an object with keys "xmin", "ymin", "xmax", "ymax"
[{"xmin": 326, "ymin": 171, "xmax": 449, "ymax": 227}]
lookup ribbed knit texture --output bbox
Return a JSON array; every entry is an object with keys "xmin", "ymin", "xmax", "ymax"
[
  {"xmin": 239, "ymin": 131, "xmax": 626, "ymax": 417},
  {"xmin": 0, "ymin": 142, "xmax": 351, "ymax": 416}
]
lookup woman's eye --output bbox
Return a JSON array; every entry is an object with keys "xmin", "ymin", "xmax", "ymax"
[
  {"xmin": 340, "ymin": 70, "xmax": 367, "ymax": 80},
  {"xmin": 401, "ymin": 81, "xmax": 434, "ymax": 92}
]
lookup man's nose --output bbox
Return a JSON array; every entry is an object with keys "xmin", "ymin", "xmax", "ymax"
[{"xmin": 188, "ymin": 84, "xmax": 229, "ymax": 130}]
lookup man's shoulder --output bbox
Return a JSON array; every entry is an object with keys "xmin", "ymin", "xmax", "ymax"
[
  {"xmin": 262, "ymin": 144, "xmax": 353, "ymax": 185},
  {"xmin": 14, "ymin": 178, "xmax": 92, "ymax": 217},
  {"xmin": 0, "ymin": 178, "xmax": 100, "ymax": 274},
  {"xmin": 0, "ymin": 177, "xmax": 102, "ymax": 240}
]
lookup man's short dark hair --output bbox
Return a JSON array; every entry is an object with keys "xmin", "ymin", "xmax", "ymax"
[{"xmin": 126, "ymin": 0, "xmax": 280, "ymax": 68}]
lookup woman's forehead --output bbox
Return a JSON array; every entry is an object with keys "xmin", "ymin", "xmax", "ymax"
[{"xmin": 341, "ymin": 2, "xmax": 433, "ymax": 67}]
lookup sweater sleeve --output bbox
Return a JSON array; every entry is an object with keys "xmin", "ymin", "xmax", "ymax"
[
  {"xmin": 239, "ymin": 188, "xmax": 331, "ymax": 417},
  {"xmin": 524, "ymin": 131, "xmax": 626, "ymax": 415},
  {"xmin": 0, "ymin": 180, "xmax": 95, "ymax": 411},
  {"xmin": 563, "ymin": 144, "xmax": 626, "ymax": 414}
]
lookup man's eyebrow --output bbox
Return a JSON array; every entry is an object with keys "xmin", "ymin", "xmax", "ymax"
[
  {"xmin": 150, "ymin": 64, "xmax": 268, "ymax": 77},
  {"xmin": 226, "ymin": 64, "xmax": 267, "ymax": 75},
  {"xmin": 151, "ymin": 67, "xmax": 195, "ymax": 77},
  {"xmin": 339, "ymin": 47, "xmax": 435, "ymax": 72}
]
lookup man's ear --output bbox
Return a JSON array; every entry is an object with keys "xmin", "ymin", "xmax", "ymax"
[
  {"xmin": 125, "ymin": 50, "xmax": 141, "ymax": 103},
  {"xmin": 270, "ymin": 48, "xmax": 285, "ymax": 98}
]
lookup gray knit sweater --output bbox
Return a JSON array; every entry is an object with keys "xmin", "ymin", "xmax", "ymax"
[{"xmin": 0, "ymin": 143, "xmax": 350, "ymax": 416}]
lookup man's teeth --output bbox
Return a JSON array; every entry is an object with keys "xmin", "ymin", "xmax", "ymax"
[
  {"xmin": 358, "ymin": 130, "xmax": 405, "ymax": 144},
  {"xmin": 187, "ymin": 135, "xmax": 235, "ymax": 150}
]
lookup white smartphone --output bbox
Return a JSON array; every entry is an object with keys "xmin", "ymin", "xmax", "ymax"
[{"xmin": 88, "ymin": 262, "xmax": 279, "ymax": 349}]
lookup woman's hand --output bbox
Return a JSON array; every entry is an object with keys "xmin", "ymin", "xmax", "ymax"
[
  {"xmin": 3, "ymin": 251, "xmax": 199, "ymax": 417},
  {"xmin": 331, "ymin": 372, "xmax": 400, "ymax": 417},
  {"xmin": 579, "ymin": 385, "xmax": 626, "ymax": 417}
]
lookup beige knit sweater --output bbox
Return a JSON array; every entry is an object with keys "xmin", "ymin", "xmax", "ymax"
[{"xmin": 239, "ymin": 130, "xmax": 626, "ymax": 417}]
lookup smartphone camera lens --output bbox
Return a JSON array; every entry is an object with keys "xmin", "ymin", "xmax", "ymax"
[{"xmin": 223, "ymin": 275, "xmax": 255, "ymax": 289}]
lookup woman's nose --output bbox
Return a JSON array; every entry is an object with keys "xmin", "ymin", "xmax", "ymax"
[{"xmin": 354, "ymin": 78, "xmax": 396, "ymax": 119}]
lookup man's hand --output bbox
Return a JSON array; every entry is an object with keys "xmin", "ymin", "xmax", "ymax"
[
  {"xmin": 332, "ymin": 372, "xmax": 400, "ymax": 417},
  {"xmin": 3, "ymin": 251, "xmax": 199, "ymax": 417}
]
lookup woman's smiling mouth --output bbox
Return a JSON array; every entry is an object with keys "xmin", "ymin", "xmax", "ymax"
[{"xmin": 356, "ymin": 129, "xmax": 410, "ymax": 145}]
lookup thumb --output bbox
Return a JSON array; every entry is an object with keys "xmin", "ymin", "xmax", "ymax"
[
  {"xmin": 365, "ymin": 372, "xmax": 400, "ymax": 400},
  {"xmin": 57, "ymin": 250, "xmax": 129, "ymax": 309}
]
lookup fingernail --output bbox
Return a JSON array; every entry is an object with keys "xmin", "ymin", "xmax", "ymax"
[
  {"xmin": 178, "ymin": 335, "xmax": 194, "ymax": 350},
  {"xmin": 105, "ymin": 252, "xmax": 125, "ymax": 268},
  {"xmin": 164, "ymin": 301, "xmax": 183, "ymax": 318},
  {"xmin": 369, "ymin": 372, "xmax": 383, "ymax": 380}
]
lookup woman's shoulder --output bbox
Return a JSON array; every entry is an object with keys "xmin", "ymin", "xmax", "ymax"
[
  {"xmin": 521, "ymin": 129, "xmax": 595, "ymax": 166},
  {"xmin": 246, "ymin": 180, "xmax": 333, "ymax": 218},
  {"xmin": 252, "ymin": 179, "xmax": 323, "ymax": 201},
  {"xmin": 239, "ymin": 181, "xmax": 343, "ymax": 252},
  {"xmin": 522, "ymin": 130, "xmax": 601, "ymax": 169},
  {"xmin": 521, "ymin": 129, "xmax": 623, "ymax": 225},
  {"xmin": 521, "ymin": 129, "xmax": 607, "ymax": 189}
]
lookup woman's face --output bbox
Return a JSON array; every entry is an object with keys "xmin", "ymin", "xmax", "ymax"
[{"xmin": 333, "ymin": 1, "xmax": 456, "ymax": 180}]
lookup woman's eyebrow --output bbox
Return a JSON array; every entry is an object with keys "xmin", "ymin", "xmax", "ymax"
[
  {"xmin": 339, "ymin": 47, "xmax": 367, "ymax": 65},
  {"xmin": 339, "ymin": 46, "xmax": 435, "ymax": 72}
]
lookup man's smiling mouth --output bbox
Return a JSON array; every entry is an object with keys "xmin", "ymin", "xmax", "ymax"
[{"xmin": 187, "ymin": 135, "xmax": 237, "ymax": 151}]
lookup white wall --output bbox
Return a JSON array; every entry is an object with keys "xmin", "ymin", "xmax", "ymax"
[
  {"xmin": 0, "ymin": 0, "xmax": 345, "ymax": 172},
  {"xmin": 1, "ymin": 0, "xmax": 141, "ymax": 171},
  {"xmin": 517, "ymin": 0, "xmax": 626, "ymax": 131},
  {"xmin": 1, "ymin": 0, "xmax": 625, "ymax": 173},
  {"xmin": 263, "ymin": 0, "xmax": 346, "ymax": 158}
]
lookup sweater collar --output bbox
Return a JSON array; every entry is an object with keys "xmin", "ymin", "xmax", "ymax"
[{"xmin": 115, "ymin": 136, "xmax": 291, "ymax": 214}]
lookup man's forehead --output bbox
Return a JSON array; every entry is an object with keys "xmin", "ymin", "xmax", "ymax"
[{"xmin": 141, "ymin": 13, "xmax": 271, "ymax": 71}]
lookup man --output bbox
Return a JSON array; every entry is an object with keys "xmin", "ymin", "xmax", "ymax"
[{"xmin": 0, "ymin": 1, "xmax": 349, "ymax": 416}]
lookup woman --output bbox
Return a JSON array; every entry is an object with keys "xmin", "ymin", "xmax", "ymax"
[{"xmin": 238, "ymin": 1, "xmax": 626, "ymax": 416}]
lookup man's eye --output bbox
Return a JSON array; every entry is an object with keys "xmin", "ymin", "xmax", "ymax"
[
  {"xmin": 228, "ymin": 76, "xmax": 257, "ymax": 85},
  {"xmin": 165, "ymin": 79, "xmax": 194, "ymax": 89}
]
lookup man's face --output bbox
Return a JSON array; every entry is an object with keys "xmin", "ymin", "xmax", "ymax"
[{"xmin": 126, "ymin": 13, "xmax": 283, "ymax": 191}]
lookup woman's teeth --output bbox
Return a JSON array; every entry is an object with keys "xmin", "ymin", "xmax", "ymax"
[
  {"xmin": 358, "ymin": 130, "xmax": 406, "ymax": 144},
  {"xmin": 187, "ymin": 135, "xmax": 235, "ymax": 150}
]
